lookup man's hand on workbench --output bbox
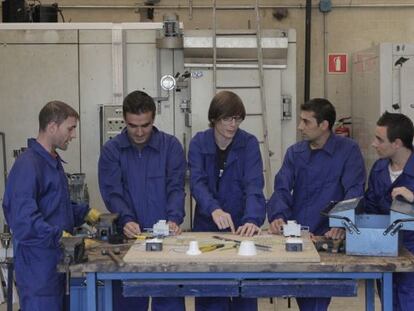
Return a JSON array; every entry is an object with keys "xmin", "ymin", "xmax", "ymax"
[
  {"xmin": 123, "ymin": 221, "xmax": 141, "ymax": 238},
  {"xmin": 236, "ymin": 223, "xmax": 261, "ymax": 237},
  {"xmin": 392, "ymin": 186, "xmax": 414, "ymax": 203},
  {"xmin": 212, "ymin": 209, "xmax": 235, "ymax": 233},
  {"xmin": 167, "ymin": 221, "xmax": 182, "ymax": 235},
  {"xmin": 324, "ymin": 227, "xmax": 345, "ymax": 240},
  {"xmin": 269, "ymin": 218, "xmax": 285, "ymax": 235}
]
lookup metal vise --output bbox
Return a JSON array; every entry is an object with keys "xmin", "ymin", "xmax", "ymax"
[
  {"xmin": 95, "ymin": 213, "xmax": 119, "ymax": 241},
  {"xmin": 60, "ymin": 236, "xmax": 87, "ymax": 265}
]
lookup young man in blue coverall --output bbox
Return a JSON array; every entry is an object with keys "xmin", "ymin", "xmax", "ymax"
[
  {"xmin": 98, "ymin": 90, "xmax": 186, "ymax": 311},
  {"xmin": 267, "ymin": 98, "xmax": 366, "ymax": 311},
  {"xmin": 188, "ymin": 90, "xmax": 266, "ymax": 311},
  {"xmin": 364, "ymin": 112, "xmax": 414, "ymax": 311},
  {"xmin": 2, "ymin": 101, "xmax": 99, "ymax": 311}
]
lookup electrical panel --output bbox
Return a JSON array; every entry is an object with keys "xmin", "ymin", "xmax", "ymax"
[{"xmin": 101, "ymin": 105, "xmax": 125, "ymax": 144}]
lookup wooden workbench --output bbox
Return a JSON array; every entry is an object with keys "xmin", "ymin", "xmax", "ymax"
[
  {"xmin": 68, "ymin": 232, "xmax": 414, "ymax": 273},
  {"xmin": 67, "ymin": 232, "xmax": 414, "ymax": 311}
]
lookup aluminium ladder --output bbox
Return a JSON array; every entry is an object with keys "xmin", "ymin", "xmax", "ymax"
[{"xmin": 212, "ymin": 0, "xmax": 273, "ymax": 196}]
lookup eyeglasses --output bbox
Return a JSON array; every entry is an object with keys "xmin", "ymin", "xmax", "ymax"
[{"xmin": 221, "ymin": 116, "xmax": 244, "ymax": 125}]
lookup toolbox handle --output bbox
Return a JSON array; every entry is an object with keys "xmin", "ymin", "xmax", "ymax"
[
  {"xmin": 320, "ymin": 210, "xmax": 360, "ymax": 235},
  {"xmin": 383, "ymin": 218, "xmax": 414, "ymax": 236}
]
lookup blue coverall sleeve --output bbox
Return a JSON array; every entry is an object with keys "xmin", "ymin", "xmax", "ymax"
[
  {"xmin": 4, "ymin": 161, "xmax": 61, "ymax": 248},
  {"xmin": 266, "ymin": 148, "xmax": 295, "ymax": 223},
  {"xmin": 340, "ymin": 143, "xmax": 366, "ymax": 199},
  {"xmin": 241, "ymin": 136, "xmax": 266, "ymax": 226},
  {"xmin": 98, "ymin": 143, "xmax": 136, "ymax": 228},
  {"xmin": 165, "ymin": 138, "xmax": 186, "ymax": 225},
  {"xmin": 72, "ymin": 202, "xmax": 90, "ymax": 227},
  {"xmin": 188, "ymin": 136, "xmax": 220, "ymax": 217}
]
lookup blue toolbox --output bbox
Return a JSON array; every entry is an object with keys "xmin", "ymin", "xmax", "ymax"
[{"xmin": 323, "ymin": 197, "xmax": 414, "ymax": 256}]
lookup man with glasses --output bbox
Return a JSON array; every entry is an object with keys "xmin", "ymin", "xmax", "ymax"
[
  {"xmin": 267, "ymin": 98, "xmax": 366, "ymax": 311},
  {"xmin": 98, "ymin": 90, "xmax": 186, "ymax": 311},
  {"xmin": 188, "ymin": 90, "xmax": 266, "ymax": 310}
]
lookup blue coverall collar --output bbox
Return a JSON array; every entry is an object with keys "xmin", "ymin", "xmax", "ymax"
[
  {"xmin": 27, "ymin": 138, "xmax": 63, "ymax": 168},
  {"xmin": 373, "ymin": 151, "xmax": 414, "ymax": 177},
  {"xmin": 296, "ymin": 132, "xmax": 337, "ymax": 156},
  {"xmin": 203, "ymin": 128, "xmax": 246, "ymax": 154},
  {"xmin": 118, "ymin": 126, "xmax": 161, "ymax": 151}
]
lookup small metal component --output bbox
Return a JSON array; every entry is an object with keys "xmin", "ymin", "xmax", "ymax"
[
  {"xmin": 0, "ymin": 224, "xmax": 11, "ymax": 252},
  {"xmin": 156, "ymin": 13, "xmax": 183, "ymax": 49},
  {"xmin": 285, "ymin": 237, "xmax": 303, "ymax": 252},
  {"xmin": 145, "ymin": 238, "xmax": 163, "ymax": 251},
  {"xmin": 95, "ymin": 213, "xmax": 119, "ymax": 241},
  {"xmin": 60, "ymin": 236, "xmax": 87, "ymax": 265},
  {"xmin": 341, "ymin": 218, "xmax": 360, "ymax": 235},
  {"xmin": 313, "ymin": 236, "xmax": 345, "ymax": 253},
  {"xmin": 383, "ymin": 218, "xmax": 414, "ymax": 236},
  {"xmin": 281, "ymin": 95, "xmax": 292, "ymax": 120}
]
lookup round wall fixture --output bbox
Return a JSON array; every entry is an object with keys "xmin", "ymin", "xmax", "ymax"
[{"xmin": 160, "ymin": 75, "xmax": 176, "ymax": 91}]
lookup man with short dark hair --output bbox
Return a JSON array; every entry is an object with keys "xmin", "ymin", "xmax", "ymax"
[
  {"xmin": 267, "ymin": 98, "xmax": 366, "ymax": 311},
  {"xmin": 365, "ymin": 111, "xmax": 414, "ymax": 311},
  {"xmin": 3, "ymin": 100, "xmax": 93, "ymax": 311},
  {"xmin": 98, "ymin": 90, "xmax": 186, "ymax": 311}
]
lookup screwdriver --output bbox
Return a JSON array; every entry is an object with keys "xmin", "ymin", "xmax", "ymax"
[
  {"xmin": 133, "ymin": 234, "xmax": 153, "ymax": 240},
  {"xmin": 199, "ymin": 243, "xmax": 225, "ymax": 253}
]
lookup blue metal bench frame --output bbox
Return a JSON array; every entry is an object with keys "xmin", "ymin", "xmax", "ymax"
[{"xmin": 84, "ymin": 271, "xmax": 391, "ymax": 311}]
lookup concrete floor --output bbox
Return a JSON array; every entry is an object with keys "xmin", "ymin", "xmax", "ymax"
[{"xmin": 0, "ymin": 281, "xmax": 381, "ymax": 310}]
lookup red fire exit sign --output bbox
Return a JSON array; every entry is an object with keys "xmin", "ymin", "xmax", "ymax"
[{"xmin": 328, "ymin": 53, "xmax": 347, "ymax": 74}]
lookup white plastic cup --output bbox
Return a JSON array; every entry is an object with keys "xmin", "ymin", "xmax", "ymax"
[
  {"xmin": 186, "ymin": 240, "xmax": 202, "ymax": 255},
  {"xmin": 238, "ymin": 240, "xmax": 257, "ymax": 256}
]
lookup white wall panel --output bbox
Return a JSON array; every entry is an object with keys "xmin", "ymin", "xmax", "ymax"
[
  {"xmin": 79, "ymin": 40, "xmax": 113, "ymax": 211},
  {"xmin": 0, "ymin": 42, "xmax": 80, "ymax": 174}
]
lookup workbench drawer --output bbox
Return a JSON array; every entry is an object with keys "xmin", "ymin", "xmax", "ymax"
[
  {"xmin": 123, "ymin": 280, "xmax": 239, "ymax": 297},
  {"xmin": 241, "ymin": 279, "xmax": 358, "ymax": 298}
]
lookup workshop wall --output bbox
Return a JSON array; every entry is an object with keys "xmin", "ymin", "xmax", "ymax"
[{"xmin": 6, "ymin": 0, "xmax": 412, "ymax": 124}]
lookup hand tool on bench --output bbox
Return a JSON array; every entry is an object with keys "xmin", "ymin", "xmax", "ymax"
[
  {"xmin": 101, "ymin": 248, "xmax": 125, "ymax": 267},
  {"xmin": 212, "ymin": 235, "xmax": 271, "ymax": 251},
  {"xmin": 199, "ymin": 243, "xmax": 225, "ymax": 253}
]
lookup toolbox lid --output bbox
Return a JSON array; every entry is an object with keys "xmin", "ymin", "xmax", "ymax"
[
  {"xmin": 324, "ymin": 197, "xmax": 363, "ymax": 215},
  {"xmin": 391, "ymin": 199, "xmax": 414, "ymax": 217}
]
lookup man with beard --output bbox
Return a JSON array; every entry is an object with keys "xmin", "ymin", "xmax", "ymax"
[{"xmin": 3, "ymin": 101, "xmax": 96, "ymax": 311}]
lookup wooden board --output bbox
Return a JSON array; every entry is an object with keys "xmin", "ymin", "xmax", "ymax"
[{"xmin": 123, "ymin": 232, "xmax": 320, "ymax": 264}]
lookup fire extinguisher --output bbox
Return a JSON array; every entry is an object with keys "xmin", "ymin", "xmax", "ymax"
[{"xmin": 335, "ymin": 117, "xmax": 351, "ymax": 137}]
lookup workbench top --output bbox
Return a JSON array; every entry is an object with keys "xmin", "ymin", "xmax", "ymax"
[{"xmin": 66, "ymin": 232, "xmax": 414, "ymax": 274}]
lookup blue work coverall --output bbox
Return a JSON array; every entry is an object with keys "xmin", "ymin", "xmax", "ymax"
[
  {"xmin": 364, "ymin": 153, "xmax": 414, "ymax": 311},
  {"xmin": 98, "ymin": 127, "xmax": 186, "ymax": 311},
  {"xmin": 189, "ymin": 128, "xmax": 266, "ymax": 311},
  {"xmin": 267, "ymin": 133, "xmax": 366, "ymax": 311},
  {"xmin": 2, "ymin": 138, "xmax": 89, "ymax": 311}
]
